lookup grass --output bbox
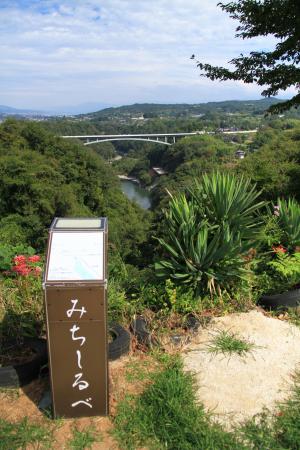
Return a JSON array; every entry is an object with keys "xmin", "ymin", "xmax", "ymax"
[
  {"xmin": 112, "ymin": 356, "xmax": 241, "ymax": 450},
  {"xmin": 114, "ymin": 349, "xmax": 300, "ymax": 450},
  {"xmin": 207, "ymin": 330, "xmax": 256, "ymax": 357},
  {"xmin": 0, "ymin": 417, "xmax": 53, "ymax": 450},
  {"xmin": 239, "ymin": 373, "xmax": 300, "ymax": 449},
  {"xmin": 68, "ymin": 425, "xmax": 101, "ymax": 450},
  {"xmin": 125, "ymin": 358, "xmax": 154, "ymax": 383},
  {"xmin": 284, "ymin": 307, "xmax": 300, "ymax": 328}
]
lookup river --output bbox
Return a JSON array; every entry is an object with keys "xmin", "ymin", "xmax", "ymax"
[{"xmin": 120, "ymin": 180, "xmax": 151, "ymax": 210}]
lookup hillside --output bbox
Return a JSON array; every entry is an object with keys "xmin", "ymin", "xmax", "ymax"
[
  {"xmin": 84, "ymin": 98, "xmax": 284, "ymax": 119},
  {"xmin": 0, "ymin": 119, "xmax": 150, "ymax": 260}
]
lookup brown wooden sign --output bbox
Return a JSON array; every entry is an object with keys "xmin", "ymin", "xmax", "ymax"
[{"xmin": 44, "ymin": 218, "xmax": 108, "ymax": 419}]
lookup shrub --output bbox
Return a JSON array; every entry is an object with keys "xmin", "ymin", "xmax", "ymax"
[
  {"xmin": 0, "ymin": 254, "xmax": 44, "ymax": 341},
  {"xmin": 276, "ymin": 198, "xmax": 300, "ymax": 250},
  {"xmin": 0, "ymin": 244, "xmax": 35, "ymax": 272},
  {"xmin": 155, "ymin": 172, "xmax": 266, "ymax": 295}
]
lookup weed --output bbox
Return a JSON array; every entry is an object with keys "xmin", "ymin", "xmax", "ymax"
[
  {"xmin": 0, "ymin": 417, "xmax": 53, "ymax": 450},
  {"xmin": 113, "ymin": 356, "xmax": 241, "ymax": 450},
  {"xmin": 207, "ymin": 330, "xmax": 256, "ymax": 357},
  {"xmin": 239, "ymin": 373, "xmax": 300, "ymax": 448},
  {"xmin": 285, "ymin": 307, "xmax": 300, "ymax": 328},
  {"xmin": 125, "ymin": 358, "xmax": 154, "ymax": 383},
  {"xmin": 68, "ymin": 425, "xmax": 101, "ymax": 450}
]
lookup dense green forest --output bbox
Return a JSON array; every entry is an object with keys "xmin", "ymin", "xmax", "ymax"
[
  {"xmin": 1, "ymin": 104, "xmax": 300, "ymax": 330},
  {"xmin": 1, "ymin": 101, "xmax": 299, "ymax": 263},
  {"xmin": 0, "ymin": 119, "xmax": 150, "ymax": 262}
]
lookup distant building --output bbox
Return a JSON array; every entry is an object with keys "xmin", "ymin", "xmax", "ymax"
[
  {"xmin": 235, "ymin": 150, "xmax": 245, "ymax": 159},
  {"xmin": 150, "ymin": 167, "xmax": 168, "ymax": 177}
]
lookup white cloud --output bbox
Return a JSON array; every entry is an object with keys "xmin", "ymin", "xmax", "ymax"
[{"xmin": 0, "ymin": 0, "xmax": 290, "ymax": 110}]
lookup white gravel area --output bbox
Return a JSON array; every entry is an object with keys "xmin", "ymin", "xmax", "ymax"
[{"xmin": 182, "ymin": 309, "xmax": 300, "ymax": 427}]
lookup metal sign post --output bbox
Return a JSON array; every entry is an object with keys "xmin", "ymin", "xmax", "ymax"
[{"xmin": 43, "ymin": 218, "xmax": 108, "ymax": 419}]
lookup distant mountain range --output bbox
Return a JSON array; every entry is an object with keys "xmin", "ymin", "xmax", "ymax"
[
  {"xmin": 0, "ymin": 102, "xmax": 115, "ymax": 117},
  {"xmin": 85, "ymin": 98, "xmax": 285, "ymax": 119},
  {"xmin": 0, "ymin": 105, "xmax": 44, "ymax": 116},
  {"xmin": 0, "ymin": 97, "xmax": 288, "ymax": 118}
]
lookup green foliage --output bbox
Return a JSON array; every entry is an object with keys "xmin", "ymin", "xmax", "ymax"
[
  {"xmin": 258, "ymin": 211, "xmax": 283, "ymax": 250},
  {"xmin": 0, "ymin": 215, "xmax": 28, "ymax": 246},
  {"xmin": 0, "ymin": 274, "xmax": 44, "ymax": 341},
  {"xmin": 108, "ymin": 279, "xmax": 137, "ymax": 324},
  {"xmin": 137, "ymin": 279, "xmax": 201, "ymax": 315},
  {"xmin": 196, "ymin": 0, "xmax": 300, "ymax": 113},
  {"xmin": 277, "ymin": 198, "xmax": 300, "ymax": 249},
  {"xmin": 156, "ymin": 172, "xmax": 265, "ymax": 294},
  {"xmin": 0, "ymin": 119, "xmax": 150, "ymax": 260},
  {"xmin": 161, "ymin": 135, "xmax": 234, "ymax": 173},
  {"xmin": 163, "ymin": 279, "xmax": 200, "ymax": 314},
  {"xmin": 0, "ymin": 417, "xmax": 53, "ymax": 450},
  {"xmin": 113, "ymin": 357, "xmax": 240, "ymax": 450},
  {"xmin": 265, "ymin": 251, "xmax": 300, "ymax": 294},
  {"xmin": 207, "ymin": 330, "xmax": 256, "ymax": 357},
  {"xmin": 0, "ymin": 243, "xmax": 35, "ymax": 272},
  {"xmin": 238, "ymin": 127, "xmax": 300, "ymax": 202},
  {"xmin": 190, "ymin": 172, "xmax": 265, "ymax": 243},
  {"xmin": 240, "ymin": 373, "xmax": 300, "ymax": 449},
  {"xmin": 68, "ymin": 426, "xmax": 101, "ymax": 450}
]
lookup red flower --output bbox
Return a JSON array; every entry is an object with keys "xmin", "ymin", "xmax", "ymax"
[
  {"xmin": 272, "ymin": 245, "xmax": 287, "ymax": 254},
  {"xmin": 12, "ymin": 264, "xmax": 31, "ymax": 276},
  {"xmin": 13, "ymin": 255, "xmax": 26, "ymax": 265},
  {"xmin": 27, "ymin": 255, "xmax": 40, "ymax": 263}
]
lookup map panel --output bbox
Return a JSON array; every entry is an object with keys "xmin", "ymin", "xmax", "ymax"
[{"xmin": 47, "ymin": 232, "xmax": 104, "ymax": 281}]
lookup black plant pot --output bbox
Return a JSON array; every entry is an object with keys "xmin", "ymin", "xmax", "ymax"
[
  {"xmin": 0, "ymin": 338, "xmax": 48, "ymax": 388},
  {"xmin": 259, "ymin": 288, "xmax": 300, "ymax": 311},
  {"xmin": 0, "ymin": 324, "xmax": 131, "ymax": 388}
]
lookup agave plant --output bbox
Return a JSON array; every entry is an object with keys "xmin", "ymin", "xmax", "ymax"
[
  {"xmin": 155, "ymin": 172, "xmax": 266, "ymax": 293},
  {"xmin": 190, "ymin": 172, "xmax": 265, "ymax": 247},
  {"xmin": 276, "ymin": 198, "xmax": 300, "ymax": 249}
]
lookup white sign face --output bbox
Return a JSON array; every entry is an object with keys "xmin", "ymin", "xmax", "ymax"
[{"xmin": 47, "ymin": 232, "xmax": 104, "ymax": 281}]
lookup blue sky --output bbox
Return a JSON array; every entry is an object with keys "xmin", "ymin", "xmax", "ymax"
[{"xmin": 0, "ymin": 0, "xmax": 295, "ymax": 111}]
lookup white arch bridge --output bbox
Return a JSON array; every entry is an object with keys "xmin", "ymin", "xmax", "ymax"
[
  {"xmin": 61, "ymin": 132, "xmax": 205, "ymax": 146},
  {"xmin": 61, "ymin": 129, "xmax": 257, "ymax": 146}
]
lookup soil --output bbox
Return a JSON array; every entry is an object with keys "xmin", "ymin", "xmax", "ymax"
[
  {"xmin": 0, "ymin": 353, "xmax": 153, "ymax": 450},
  {"xmin": 3, "ymin": 309, "xmax": 300, "ymax": 446},
  {"xmin": 182, "ymin": 308, "xmax": 300, "ymax": 428}
]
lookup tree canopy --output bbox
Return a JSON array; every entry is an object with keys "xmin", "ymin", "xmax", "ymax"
[
  {"xmin": 195, "ymin": 0, "xmax": 300, "ymax": 113},
  {"xmin": 0, "ymin": 119, "xmax": 150, "ymax": 260}
]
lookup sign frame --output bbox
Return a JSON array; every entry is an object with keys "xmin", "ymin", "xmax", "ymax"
[
  {"xmin": 43, "ymin": 217, "xmax": 109, "ymax": 419},
  {"xmin": 44, "ymin": 217, "xmax": 107, "ymax": 287}
]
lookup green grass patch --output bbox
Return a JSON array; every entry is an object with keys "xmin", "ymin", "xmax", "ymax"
[
  {"xmin": 0, "ymin": 417, "xmax": 53, "ymax": 450},
  {"xmin": 207, "ymin": 330, "xmax": 256, "ymax": 357},
  {"xmin": 125, "ymin": 358, "xmax": 154, "ymax": 383},
  {"xmin": 285, "ymin": 308, "xmax": 300, "ymax": 328},
  {"xmin": 239, "ymin": 373, "xmax": 300, "ymax": 449},
  {"xmin": 112, "ymin": 356, "xmax": 241, "ymax": 450},
  {"xmin": 68, "ymin": 425, "xmax": 101, "ymax": 450}
]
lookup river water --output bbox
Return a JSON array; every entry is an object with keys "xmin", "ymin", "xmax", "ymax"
[{"xmin": 120, "ymin": 180, "xmax": 151, "ymax": 210}]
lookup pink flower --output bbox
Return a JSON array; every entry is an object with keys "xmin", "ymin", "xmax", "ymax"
[{"xmin": 27, "ymin": 255, "xmax": 40, "ymax": 263}]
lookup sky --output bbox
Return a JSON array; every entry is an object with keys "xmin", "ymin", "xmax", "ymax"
[{"xmin": 0, "ymin": 0, "xmax": 295, "ymax": 112}]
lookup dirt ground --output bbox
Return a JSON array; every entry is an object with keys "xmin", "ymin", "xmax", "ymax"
[
  {"xmin": 3, "ymin": 309, "xmax": 300, "ymax": 446},
  {"xmin": 0, "ymin": 354, "xmax": 148, "ymax": 450},
  {"xmin": 183, "ymin": 309, "xmax": 300, "ymax": 428}
]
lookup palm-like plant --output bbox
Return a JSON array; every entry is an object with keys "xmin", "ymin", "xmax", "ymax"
[
  {"xmin": 190, "ymin": 172, "xmax": 265, "ymax": 246},
  {"xmin": 155, "ymin": 173, "xmax": 266, "ymax": 293},
  {"xmin": 276, "ymin": 198, "xmax": 300, "ymax": 249}
]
